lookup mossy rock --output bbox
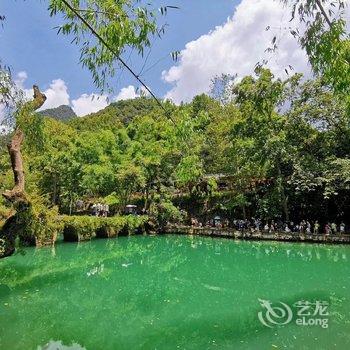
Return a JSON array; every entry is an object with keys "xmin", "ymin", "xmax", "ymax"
[
  {"xmin": 122, "ymin": 215, "xmax": 148, "ymax": 235},
  {"xmin": 61, "ymin": 216, "xmax": 99, "ymax": 242},
  {"xmin": 61, "ymin": 215, "xmax": 149, "ymax": 242},
  {"xmin": 0, "ymin": 216, "xmax": 16, "ymax": 258},
  {"xmin": 96, "ymin": 226, "xmax": 117, "ymax": 238},
  {"xmin": 0, "ymin": 213, "xmax": 38, "ymax": 257},
  {"xmin": 96, "ymin": 217, "xmax": 127, "ymax": 238},
  {"xmin": 35, "ymin": 231, "xmax": 58, "ymax": 247},
  {"xmin": 63, "ymin": 224, "xmax": 96, "ymax": 242}
]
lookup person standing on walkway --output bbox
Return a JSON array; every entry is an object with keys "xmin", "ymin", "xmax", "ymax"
[
  {"xmin": 264, "ymin": 223, "xmax": 269, "ymax": 233},
  {"xmin": 97, "ymin": 203, "xmax": 102, "ymax": 217},
  {"xmin": 331, "ymin": 222, "xmax": 337, "ymax": 234},
  {"xmin": 285, "ymin": 224, "xmax": 291, "ymax": 233},
  {"xmin": 340, "ymin": 222, "xmax": 345, "ymax": 234},
  {"xmin": 306, "ymin": 221, "xmax": 311, "ymax": 234},
  {"xmin": 91, "ymin": 203, "xmax": 97, "ymax": 217},
  {"xmin": 105, "ymin": 204, "xmax": 109, "ymax": 217}
]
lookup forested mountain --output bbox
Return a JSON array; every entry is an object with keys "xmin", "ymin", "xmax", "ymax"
[
  {"xmin": 69, "ymin": 97, "xmax": 161, "ymax": 131},
  {"xmin": 39, "ymin": 105, "xmax": 76, "ymax": 121}
]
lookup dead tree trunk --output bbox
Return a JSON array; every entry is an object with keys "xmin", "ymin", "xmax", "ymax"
[
  {"xmin": 2, "ymin": 128, "xmax": 26, "ymax": 204},
  {"xmin": 0, "ymin": 86, "xmax": 46, "ymax": 258},
  {"xmin": 2, "ymin": 85, "xmax": 46, "ymax": 206}
]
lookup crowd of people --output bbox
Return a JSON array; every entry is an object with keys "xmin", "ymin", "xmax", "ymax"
[
  {"xmin": 91, "ymin": 203, "xmax": 110, "ymax": 217},
  {"xmin": 190, "ymin": 217, "xmax": 347, "ymax": 235},
  {"xmin": 75, "ymin": 200, "xmax": 110, "ymax": 217}
]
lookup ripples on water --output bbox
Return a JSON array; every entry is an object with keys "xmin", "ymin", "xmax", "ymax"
[{"xmin": 0, "ymin": 235, "xmax": 349, "ymax": 349}]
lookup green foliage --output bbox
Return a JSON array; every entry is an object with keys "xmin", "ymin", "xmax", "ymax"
[
  {"xmin": 283, "ymin": 0, "xmax": 350, "ymax": 96},
  {"xmin": 0, "ymin": 62, "xmax": 23, "ymax": 118},
  {"xmin": 124, "ymin": 215, "xmax": 148, "ymax": 234},
  {"xmin": 69, "ymin": 97, "xmax": 162, "ymax": 128},
  {"xmin": 48, "ymin": 1, "xmax": 166, "ymax": 93},
  {"xmin": 61, "ymin": 215, "xmax": 148, "ymax": 241},
  {"xmin": 23, "ymin": 202, "xmax": 62, "ymax": 247},
  {"xmin": 175, "ymin": 155, "xmax": 203, "ymax": 187},
  {"xmin": 61, "ymin": 215, "xmax": 100, "ymax": 241},
  {"xmin": 149, "ymin": 189, "xmax": 184, "ymax": 229},
  {"xmin": 1, "ymin": 68, "xmax": 349, "ymax": 235},
  {"xmin": 5, "ymin": 194, "xmax": 63, "ymax": 248},
  {"xmin": 323, "ymin": 158, "xmax": 350, "ymax": 198},
  {"xmin": 0, "ymin": 203, "xmax": 11, "ymax": 222},
  {"xmin": 103, "ymin": 192, "xmax": 120, "ymax": 209}
]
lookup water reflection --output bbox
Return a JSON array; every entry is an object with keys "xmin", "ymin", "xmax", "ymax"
[{"xmin": 39, "ymin": 340, "xmax": 86, "ymax": 350}]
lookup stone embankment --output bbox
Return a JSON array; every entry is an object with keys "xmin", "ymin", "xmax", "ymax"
[{"xmin": 165, "ymin": 225, "xmax": 350, "ymax": 244}]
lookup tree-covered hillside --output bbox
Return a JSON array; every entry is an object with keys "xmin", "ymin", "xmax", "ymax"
[
  {"xmin": 68, "ymin": 98, "xmax": 162, "ymax": 131},
  {"xmin": 39, "ymin": 105, "xmax": 76, "ymax": 121}
]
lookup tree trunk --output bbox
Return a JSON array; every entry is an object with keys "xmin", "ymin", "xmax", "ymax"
[
  {"xmin": 143, "ymin": 187, "xmax": 149, "ymax": 213},
  {"xmin": 0, "ymin": 86, "xmax": 46, "ymax": 258},
  {"xmin": 242, "ymin": 205, "xmax": 247, "ymax": 220},
  {"xmin": 2, "ymin": 128, "xmax": 26, "ymax": 204},
  {"xmin": 52, "ymin": 174, "xmax": 58, "ymax": 205},
  {"xmin": 2, "ymin": 85, "xmax": 46, "ymax": 206},
  {"xmin": 282, "ymin": 192, "xmax": 290, "ymax": 222},
  {"xmin": 276, "ymin": 164, "xmax": 289, "ymax": 222}
]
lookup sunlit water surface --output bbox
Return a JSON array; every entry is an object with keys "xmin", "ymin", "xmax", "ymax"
[{"xmin": 0, "ymin": 235, "xmax": 349, "ymax": 350}]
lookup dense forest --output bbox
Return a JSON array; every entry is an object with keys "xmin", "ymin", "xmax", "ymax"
[{"xmin": 1, "ymin": 69, "xmax": 349, "ymax": 241}]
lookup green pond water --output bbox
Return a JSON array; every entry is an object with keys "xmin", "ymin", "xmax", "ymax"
[{"xmin": 0, "ymin": 235, "xmax": 349, "ymax": 350}]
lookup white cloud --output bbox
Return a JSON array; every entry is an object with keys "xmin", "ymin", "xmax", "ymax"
[
  {"xmin": 17, "ymin": 73, "xmax": 70, "ymax": 110},
  {"xmin": 11, "ymin": 73, "xmax": 144, "ymax": 117},
  {"xmin": 40, "ymin": 79, "xmax": 70, "ymax": 109},
  {"xmin": 69, "ymin": 84, "xmax": 145, "ymax": 116},
  {"xmin": 115, "ymin": 85, "xmax": 139, "ymax": 101},
  {"xmin": 162, "ymin": 0, "xmax": 311, "ymax": 103},
  {"xmin": 71, "ymin": 93, "xmax": 109, "ymax": 117},
  {"xmin": 15, "ymin": 71, "xmax": 28, "ymax": 89},
  {"xmin": 72, "ymin": 84, "xmax": 146, "ymax": 116},
  {"xmin": 14, "ymin": 72, "xmax": 107, "ymax": 116}
]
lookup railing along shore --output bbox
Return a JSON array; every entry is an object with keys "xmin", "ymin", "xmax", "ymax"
[{"xmin": 164, "ymin": 225, "xmax": 350, "ymax": 244}]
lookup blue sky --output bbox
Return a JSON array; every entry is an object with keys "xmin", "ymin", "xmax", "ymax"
[
  {"xmin": 1, "ymin": 0, "xmax": 310, "ymax": 115},
  {"xmin": 1, "ymin": 2, "xmax": 236, "ymax": 97}
]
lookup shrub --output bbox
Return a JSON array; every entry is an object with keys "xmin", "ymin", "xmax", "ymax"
[
  {"xmin": 103, "ymin": 192, "xmax": 120, "ymax": 214},
  {"xmin": 61, "ymin": 216, "xmax": 100, "ymax": 242},
  {"xmin": 149, "ymin": 196, "xmax": 184, "ymax": 230},
  {"xmin": 96, "ymin": 216, "xmax": 126, "ymax": 238},
  {"xmin": 124, "ymin": 215, "xmax": 148, "ymax": 235},
  {"xmin": 60, "ymin": 215, "xmax": 148, "ymax": 241},
  {"xmin": 0, "ymin": 195, "xmax": 62, "ymax": 257},
  {"xmin": 21, "ymin": 196, "xmax": 62, "ymax": 247}
]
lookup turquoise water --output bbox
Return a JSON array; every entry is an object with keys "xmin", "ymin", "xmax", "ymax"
[{"xmin": 0, "ymin": 235, "xmax": 349, "ymax": 350}]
